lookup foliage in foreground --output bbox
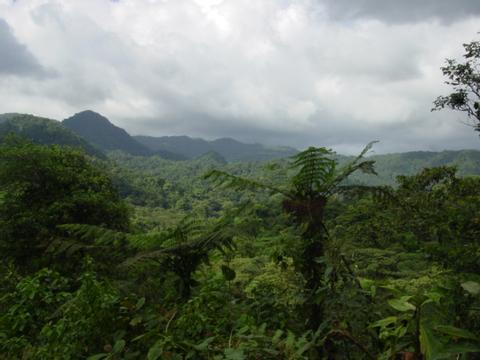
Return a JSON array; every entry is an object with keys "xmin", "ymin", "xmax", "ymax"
[{"xmin": 0, "ymin": 139, "xmax": 480, "ymax": 359}]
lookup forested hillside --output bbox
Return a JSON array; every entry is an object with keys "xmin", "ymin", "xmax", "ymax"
[
  {"xmin": 0, "ymin": 114, "xmax": 104, "ymax": 158},
  {"xmin": 3, "ymin": 1, "xmax": 480, "ymax": 358},
  {"xmin": 135, "ymin": 135, "xmax": 298, "ymax": 162},
  {"xmin": 345, "ymin": 150, "xmax": 480, "ymax": 185},
  {"xmin": 1, "ymin": 135, "xmax": 479, "ymax": 359},
  {"xmin": 63, "ymin": 111, "xmax": 153, "ymax": 156}
]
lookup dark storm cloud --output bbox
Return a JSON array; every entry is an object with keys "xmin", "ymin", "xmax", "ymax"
[
  {"xmin": 0, "ymin": 18, "xmax": 50, "ymax": 78},
  {"xmin": 321, "ymin": 0, "xmax": 480, "ymax": 23}
]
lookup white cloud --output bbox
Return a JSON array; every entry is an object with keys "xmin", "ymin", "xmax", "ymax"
[{"xmin": 0, "ymin": 0, "xmax": 479, "ymax": 153}]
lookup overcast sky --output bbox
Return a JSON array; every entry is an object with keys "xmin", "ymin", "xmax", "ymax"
[{"xmin": 1, "ymin": 0, "xmax": 480, "ymax": 154}]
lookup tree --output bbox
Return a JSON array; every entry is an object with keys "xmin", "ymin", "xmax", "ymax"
[
  {"xmin": 433, "ymin": 38, "xmax": 480, "ymax": 130},
  {"xmin": 0, "ymin": 137, "xmax": 130, "ymax": 272},
  {"xmin": 204, "ymin": 142, "xmax": 379, "ymax": 331}
]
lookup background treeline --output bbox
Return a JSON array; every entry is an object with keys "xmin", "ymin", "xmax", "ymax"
[{"xmin": 0, "ymin": 133, "xmax": 479, "ymax": 359}]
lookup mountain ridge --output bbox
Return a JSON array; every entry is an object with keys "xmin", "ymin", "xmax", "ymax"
[
  {"xmin": 0, "ymin": 113, "xmax": 105, "ymax": 158},
  {"xmin": 63, "ymin": 110, "xmax": 151, "ymax": 156},
  {"xmin": 134, "ymin": 134, "xmax": 298, "ymax": 162},
  {"xmin": 3, "ymin": 111, "xmax": 480, "ymax": 172}
]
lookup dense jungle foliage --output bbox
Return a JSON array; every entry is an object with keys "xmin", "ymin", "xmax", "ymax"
[
  {"xmin": 1, "ymin": 133, "xmax": 480, "ymax": 360},
  {"xmin": 2, "ymin": 37, "xmax": 480, "ymax": 360}
]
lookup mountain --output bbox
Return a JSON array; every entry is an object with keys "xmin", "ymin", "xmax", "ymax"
[
  {"xmin": 135, "ymin": 135, "xmax": 211, "ymax": 159},
  {"xmin": 63, "ymin": 110, "xmax": 152, "ymax": 156},
  {"xmin": 0, "ymin": 113, "xmax": 25, "ymax": 123},
  {"xmin": 345, "ymin": 150, "xmax": 480, "ymax": 186},
  {"xmin": 134, "ymin": 135, "xmax": 298, "ymax": 162},
  {"xmin": 0, "ymin": 113, "xmax": 104, "ymax": 158}
]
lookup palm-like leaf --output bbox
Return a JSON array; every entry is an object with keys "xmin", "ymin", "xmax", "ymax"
[{"xmin": 203, "ymin": 169, "xmax": 289, "ymax": 197}]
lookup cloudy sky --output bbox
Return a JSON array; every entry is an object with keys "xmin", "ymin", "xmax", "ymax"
[{"xmin": 1, "ymin": 0, "xmax": 480, "ymax": 154}]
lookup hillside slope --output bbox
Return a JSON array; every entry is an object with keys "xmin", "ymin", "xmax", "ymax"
[
  {"xmin": 134, "ymin": 135, "xmax": 297, "ymax": 162},
  {"xmin": 63, "ymin": 110, "xmax": 152, "ymax": 156},
  {"xmin": 0, "ymin": 113, "xmax": 104, "ymax": 158},
  {"xmin": 345, "ymin": 150, "xmax": 480, "ymax": 185}
]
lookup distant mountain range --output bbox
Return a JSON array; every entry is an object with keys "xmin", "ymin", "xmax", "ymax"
[
  {"xmin": 134, "ymin": 135, "xmax": 297, "ymax": 162},
  {"xmin": 0, "ymin": 110, "xmax": 298, "ymax": 162},
  {"xmin": 1, "ymin": 110, "xmax": 480, "ymax": 181}
]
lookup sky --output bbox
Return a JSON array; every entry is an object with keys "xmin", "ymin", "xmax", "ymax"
[{"xmin": 1, "ymin": 0, "xmax": 480, "ymax": 154}]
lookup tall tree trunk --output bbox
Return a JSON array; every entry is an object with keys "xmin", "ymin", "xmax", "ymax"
[{"xmin": 302, "ymin": 222, "xmax": 326, "ymax": 331}]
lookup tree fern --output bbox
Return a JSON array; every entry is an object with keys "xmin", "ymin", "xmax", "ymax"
[
  {"xmin": 58, "ymin": 206, "xmax": 243, "ymax": 299},
  {"xmin": 203, "ymin": 142, "xmax": 380, "ymax": 330}
]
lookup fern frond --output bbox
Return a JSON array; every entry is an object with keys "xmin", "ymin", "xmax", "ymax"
[
  {"xmin": 203, "ymin": 169, "xmax": 289, "ymax": 197},
  {"xmin": 325, "ymin": 142, "xmax": 378, "ymax": 195},
  {"xmin": 45, "ymin": 238, "xmax": 98, "ymax": 257},
  {"xmin": 120, "ymin": 205, "xmax": 244, "ymax": 271},
  {"xmin": 289, "ymin": 146, "xmax": 336, "ymax": 196},
  {"xmin": 58, "ymin": 224, "xmax": 128, "ymax": 247}
]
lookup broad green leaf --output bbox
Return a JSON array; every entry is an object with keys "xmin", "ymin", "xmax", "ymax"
[
  {"xmin": 442, "ymin": 342, "xmax": 480, "ymax": 355},
  {"xmin": 461, "ymin": 281, "xmax": 480, "ymax": 295},
  {"xmin": 112, "ymin": 339, "xmax": 126, "ymax": 354},
  {"xmin": 379, "ymin": 285, "xmax": 403, "ymax": 297},
  {"xmin": 358, "ymin": 277, "xmax": 374, "ymax": 290},
  {"xmin": 435, "ymin": 325, "xmax": 478, "ymax": 341},
  {"xmin": 420, "ymin": 322, "xmax": 444, "ymax": 360},
  {"xmin": 388, "ymin": 296, "xmax": 416, "ymax": 312},
  {"xmin": 87, "ymin": 354, "xmax": 107, "ymax": 360},
  {"xmin": 190, "ymin": 336, "xmax": 216, "ymax": 351},
  {"xmin": 129, "ymin": 315, "xmax": 143, "ymax": 326},
  {"xmin": 371, "ymin": 316, "xmax": 397, "ymax": 328},
  {"xmin": 272, "ymin": 329, "xmax": 283, "ymax": 344},
  {"xmin": 224, "ymin": 348, "xmax": 246, "ymax": 360},
  {"xmin": 424, "ymin": 291, "xmax": 443, "ymax": 304},
  {"xmin": 135, "ymin": 297, "xmax": 146, "ymax": 310},
  {"xmin": 147, "ymin": 340, "xmax": 164, "ymax": 360}
]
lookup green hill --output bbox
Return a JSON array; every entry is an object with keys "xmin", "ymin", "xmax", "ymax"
[
  {"xmin": 134, "ymin": 135, "xmax": 297, "ymax": 162},
  {"xmin": 63, "ymin": 110, "xmax": 152, "ymax": 156},
  {"xmin": 62, "ymin": 111, "xmax": 187, "ymax": 160},
  {"xmin": 0, "ymin": 113, "xmax": 104, "ymax": 158},
  {"xmin": 343, "ymin": 150, "xmax": 480, "ymax": 185}
]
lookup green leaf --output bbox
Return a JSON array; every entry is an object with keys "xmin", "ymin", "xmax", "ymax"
[
  {"xmin": 129, "ymin": 315, "xmax": 143, "ymax": 326},
  {"xmin": 420, "ymin": 322, "xmax": 444, "ymax": 360},
  {"xmin": 87, "ymin": 354, "xmax": 108, "ymax": 360},
  {"xmin": 147, "ymin": 340, "xmax": 164, "ymax": 360},
  {"xmin": 223, "ymin": 348, "xmax": 246, "ymax": 360},
  {"xmin": 358, "ymin": 277, "xmax": 374, "ymax": 290},
  {"xmin": 435, "ymin": 325, "xmax": 478, "ymax": 341},
  {"xmin": 370, "ymin": 316, "xmax": 397, "ymax": 329},
  {"xmin": 112, "ymin": 339, "xmax": 126, "ymax": 354},
  {"xmin": 135, "ymin": 297, "xmax": 146, "ymax": 310},
  {"xmin": 461, "ymin": 281, "xmax": 480, "ymax": 295},
  {"xmin": 388, "ymin": 296, "xmax": 416, "ymax": 312},
  {"xmin": 442, "ymin": 342, "xmax": 480, "ymax": 355},
  {"xmin": 424, "ymin": 291, "xmax": 443, "ymax": 304},
  {"xmin": 189, "ymin": 336, "xmax": 216, "ymax": 351}
]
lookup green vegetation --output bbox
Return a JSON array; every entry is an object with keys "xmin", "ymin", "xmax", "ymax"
[
  {"xmin": 0, "ymin": 137, "xmax": 129, "ymax": 273},
  {"xmin": 135, "ymin": 135, "xmax": 297, "ymax": 162},
  {"xmin": 63, "ymin": 110, "xmax": 153, "ymax": 156},
  {"xmin": 433, "ymin": 38, "xmax": 480, "ymax": 131},
  {"xmin": 0, "ymin": 114, "xmax": 104, "ymax": 158},
  {"xmin": 1, "ymin": 39, "xmax": 480, "ymax": 358},
  {"xmin": 1, "ymin": 135, "xmax": 480, "ymax": 359}
]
